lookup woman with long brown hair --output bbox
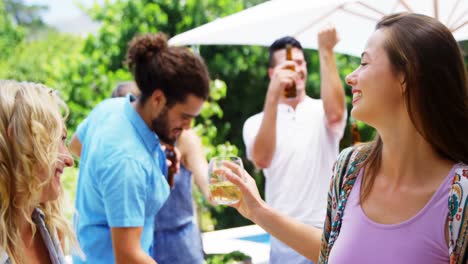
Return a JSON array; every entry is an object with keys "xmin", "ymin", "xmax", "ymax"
[{"xmin": 224, "ymin": 13, "xmax": 468, "ymax": 263}]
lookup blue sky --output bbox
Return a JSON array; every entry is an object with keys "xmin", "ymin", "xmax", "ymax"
[
  {"xmin": 24, "ymin": 0, "xmax": 104, "ymax": 24},
  {"xmin": 22, "ymin": 0, "xmax": 107, "ymax": 35}
]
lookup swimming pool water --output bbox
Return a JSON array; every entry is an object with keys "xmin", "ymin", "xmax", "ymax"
[{"xmin": 237, "ymin": 233, "xmax": 270, "ymax": 244}]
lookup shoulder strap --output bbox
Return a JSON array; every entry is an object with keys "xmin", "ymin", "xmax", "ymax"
[
  {"xmin": 320, "ymin": 146, "xmax": 370, "ymax": 263},
  {"xmin": 330, "ymin": 145, "xmax": 367, "ymax": 224},
  {"xmin": 32, "ymin": 208, "xmax": 66, "ymax": 264},
  {"xmin": 319, "ymin": 147, "xmax": 355, "ymax": 263},
  {"xmin": 330, "ymin": 147, "xmax": 355, "ymax": 219},
  {"xmin": 0, "ymin": 248, "xmax": 9, "ymax": 264},
  {"xmin": 448, "ymin": 164, "xmax": 468, "ymax": 264},
  {"xmin": 338, "ymin": 148, "xmax": 355, "ymax": 192}
]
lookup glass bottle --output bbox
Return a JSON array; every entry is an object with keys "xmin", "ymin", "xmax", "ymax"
[
  {"xmin": 284, "ymin": 43, "xmax": 297, "ymax": 98},
  {"xmin": 165, "ymin": 145, "xmax": 177, "ymax": 188}
]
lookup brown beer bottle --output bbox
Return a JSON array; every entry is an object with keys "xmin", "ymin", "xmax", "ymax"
[
  {"xmin": 351, "ymin": 120, "xmax": 361, "ymax": 146},
  {"xmin": 285, "ymin": 43, "xmax": 297, "ymax": 98},
  {"xmin": 165, "ymin": 145, "xmax": 177, "ymax": 188}
]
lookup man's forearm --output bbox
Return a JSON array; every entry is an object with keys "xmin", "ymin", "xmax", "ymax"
[
  {"xmin": 112, "ymin": 227, "xmax": 157, "ymax": 264},
  {"xmin": 115, "ymin": 248, "xmax": 157, "ymax": 264}
]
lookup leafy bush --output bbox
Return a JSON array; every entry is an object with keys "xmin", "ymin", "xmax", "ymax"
[{"xmin": 206, "ymin": 251, "xmax": 252, "ymax": 264}]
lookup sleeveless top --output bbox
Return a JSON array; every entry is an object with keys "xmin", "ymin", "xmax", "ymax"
[
  {"xmin": 328, "ymin": 167, "xmax": 455, "ymax": 263},
  {"xmin": 319, "ymin": 146, "xmax": 468, "ymax": 264}
]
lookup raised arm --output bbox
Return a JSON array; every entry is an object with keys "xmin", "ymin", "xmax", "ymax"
[
  {"xmin": 250, "ymin": 94, "xmax": 278, "ymax": 169},
  {"xmin": 250, "ymin": 61, "xmax": 297, "ymax": 168},
  {"xmin": 178, "ymin": 129, "xmax": 210, "ymax": 199},
  {"xmin": 318, "ymin": 26, "xmax": 346, "ymax": 132}
]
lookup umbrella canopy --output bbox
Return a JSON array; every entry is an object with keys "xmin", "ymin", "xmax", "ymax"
[{"xmin": 169, "ymin": 0, "xmax": 468, "ymax": 57}]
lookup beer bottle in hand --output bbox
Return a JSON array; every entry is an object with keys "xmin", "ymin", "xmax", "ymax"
[
  {"xmin": 165, "ymin": 145, "xmax": 177, "ymax": 188},
  {"xmin": 285, "ymin": 43, "xmax": 297, "ymax": 98}
]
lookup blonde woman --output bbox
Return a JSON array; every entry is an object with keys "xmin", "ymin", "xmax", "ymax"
[{"xmin": 0, "ymin": 81, "xmax": 78, "ymax": 264}]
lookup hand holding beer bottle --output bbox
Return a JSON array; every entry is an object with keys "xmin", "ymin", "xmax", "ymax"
[
  {"xmin": 165, "ymin": 144, "xmax": 178, "ymax": 188},
  {"xmin": 284, "ymin": 43, "xmax": 297, "ymax": 98}
]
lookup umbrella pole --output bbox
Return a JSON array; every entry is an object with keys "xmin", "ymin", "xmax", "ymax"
[{"xmin": 191, "ymin": 45, "xmax": 200, "ymax": 55}]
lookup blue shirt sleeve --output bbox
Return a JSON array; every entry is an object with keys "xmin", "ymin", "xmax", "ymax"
[{"xmin": 98, "ymin": 158, "xmax": 148, "ymax": 227}]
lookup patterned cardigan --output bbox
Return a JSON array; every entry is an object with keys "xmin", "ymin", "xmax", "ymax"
[{"xmin": 318, "ymin": 146, "xmax": 468, "ymax": 264}]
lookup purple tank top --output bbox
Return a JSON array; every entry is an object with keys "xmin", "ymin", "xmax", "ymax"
[{"xmin": 328, "ymin": 165, "xmax": 458, "ymax": 264}]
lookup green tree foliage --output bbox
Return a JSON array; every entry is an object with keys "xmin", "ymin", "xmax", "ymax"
[
  {"xmin": 0, "ymin": 1, "xmax": 74, "ymax": 87},
  {"xmin": 0, "ymin": 1, "xmax": 24, "ymax": 61},
  {"xmin": 58, "ymin": 0, "xmax": 266, "ymax": 133},
  {"xmin": 206, "ymin": 251, "xmax": 251, "ymax": 264},
  {"xmin": 52, "ymin": 0, "xmax": 251, "ymax": 229},
  {"xmin": 0, "ymin": 0, "xmax": 373, "ymax": 230},
  {"xmin": 77, "ymin": 0, "xmax": 274, "ymax": 229},
  {"xmin": 0, "ymin": 32, "xmax": 82, "ymax": 85}
]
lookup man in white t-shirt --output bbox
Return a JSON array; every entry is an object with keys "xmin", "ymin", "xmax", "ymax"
[{"xmin": 242, "ymin": 27, "xmax": 346, "ymax": 264}]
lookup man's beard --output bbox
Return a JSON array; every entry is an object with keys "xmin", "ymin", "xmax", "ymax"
[{"xmin": 151, "ymin": 107, "xmax": 176, "ymax": 145}]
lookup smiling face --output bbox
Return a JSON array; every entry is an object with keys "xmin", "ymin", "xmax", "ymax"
[
  {"xmin": 152, "ymin": 94, "xmax": 204, "ymax": 145},
  {"xmin": 271, "ymin": 47, "xmax": 308, "ymax": 95},
  {"xmin": 345, "ymin": 29, "xmax": 405, "ymax": 128},
  {"xmin": 39, "ymin": 126, "xmax": 74, "ymax": 203}
]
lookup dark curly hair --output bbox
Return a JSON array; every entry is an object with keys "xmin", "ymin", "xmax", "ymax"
[{"xmin": 126, "ymin": 33, "xmax": 210, "ymax": 106}]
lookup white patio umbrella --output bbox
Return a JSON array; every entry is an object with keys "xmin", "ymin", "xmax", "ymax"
[{"xmin": 169, "ymin": 0, "xmax": 468, "ymax": 57}]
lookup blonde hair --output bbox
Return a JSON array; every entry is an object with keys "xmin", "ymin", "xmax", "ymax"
[{"xmin": 0, "ymin": 80, "xmax": 78, "ymax": 263}]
